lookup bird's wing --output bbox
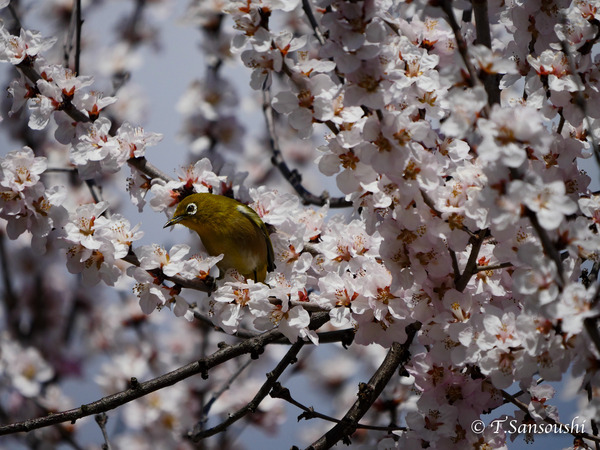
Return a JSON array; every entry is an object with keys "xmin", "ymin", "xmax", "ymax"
[{"xmin": 237, "ymin": 204, "xmax": 276, "ymax": 272}]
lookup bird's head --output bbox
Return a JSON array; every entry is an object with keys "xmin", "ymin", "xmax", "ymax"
[{"xmin": 163, "ymin": 195, "xmax": 200, "ymax": 229}]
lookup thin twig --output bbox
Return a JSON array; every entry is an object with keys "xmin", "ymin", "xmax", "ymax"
[
  {"xmin": 584, "ymin": 317, "xmax": 600, "ymax": 356},
  {"xmin": 471, "ymin": 0, "xmax": 501, "ymax": 105},
  {"xmin": 122, "ymin": 249, "xmax": 214, "ymax": 293},
  {"xmin": 63, "ymin": 5, "xmax": 75, "ymax": 68},
  {"xmin": 61, "ymin": 0, "xmax": 105, "ymax": 210},
  {"xmin": 439, "ymin": 0, "xmax": 479, "ymax": 84},
  {"xmin": 556, "ymin": 17, "xmax": 600, "ymax": 169},
  {"xmin": 307, "ymin": 322, "xmax": 421, "ymax": 449},
  {"xmin": 94, "ymin": 413, "xmax": 112, "ymax": 450},
  {"xmin": 312, "ymin": 328, "xmax": 354, "ymax": 347},
  {"xmin": 127, "ymin": 156, "xmax": 172, "ymax": 183},
  {"xmin": 124, "ymin": 0, "xmax": 147, "ymax": 43},
  {"xmin": 474, "ymin": 262, "xmax": 512, "ymax": 272},
  {"xmin": 6, "ymin": 4, "xmax": 22, "ymax": 33},
  {"xmin": 188, "ymin": 339, "xmax": 307, "ymax": 440},
  {"xmin": 420, "ymin": 190, "xmax": 477, "ymax": 239},
  {"xmin": 192, "ymin": 309, "xmax": 257, "ymax": 339},
  {"xmin": 449, "ymin": 249, "xmax": 460, "ymax": 280},
  {"xmin": 262, "ymin": 84, "xmax": 351, "ymax": 208},
  {"xmin": 74, "ymin": 0, "xmax": 82, "ymax": 76},
  {"xmin": 439, "ymin": 0, "xmax": 491, "ymax": 115},
  {"xmin": 270, "ymin": 382, "xmax": 406, "ymax": 432},
  {"xmin": 85, "ymin": 179, "xmax": 104, "ymax": 205},
  {"xmin": 302, "ymin": 0, "xmax": 325, "ymax": 46},
  {"xmin": 506, "ymin": 377, "xmax": 544, "ymax": 400},
  {"xmin": 15, "ymin": 58, "xmax": 173, "ymax": 184},
  {"xmin": 501, "ymin": 389, "xmax": 600, "ymax": 444},
  {"xmin": 192, "ymin": 309, "xmax": 354, "ymax": 346},
  {"xmin": 29, "ymin": 400, "xmax": 87, "ymax": 450},
  {"xmin": 524, "ymin": 207, "xmax": 565, "ymax": 289},
  {"xmin": 0, "ymin": 312, "xmax": 330, "ymax": 436},
  {"xmin": 455, "ymin": 229, "xmax": 488, "ymax": 292},
  {"xmin": 0, "ymin": 232, "xmax": 17, "ymax": 327},
  {"xmin": 45, "ymin": 167, "xmax": 78, "ymax": 173},
  {"xmin": 124, "ymin": 250, "xmax": 328, "ymax": 314},
  {"xmin": 195, "ymin": 357, "xmax": 254, "ymax": 431}
]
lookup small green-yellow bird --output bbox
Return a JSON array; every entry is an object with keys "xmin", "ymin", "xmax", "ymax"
[{"xmin": 164, "ymin": 193, "xmax": 275, "ymax": 282}]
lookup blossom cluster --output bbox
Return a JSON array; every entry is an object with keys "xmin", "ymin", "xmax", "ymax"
[
  {"xmin": 0, "ymin": 147, "xmax": 67, "ymax": 252},
  {"xmin": 0, "ymin": 25, "xmax": 162, "ymax": 181},
  {"xmin": 0, "ymin": 0, "xmax": 599, "ymax": 448},
  {"xmin": 220, "ymin": 0, "xmax": 600, "ymax": 447}
]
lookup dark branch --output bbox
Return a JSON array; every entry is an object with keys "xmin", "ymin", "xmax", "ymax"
[
  {"xmin": 439, "ymin": 0, "xmax": 479, "ymax": 85},
  {"xmin": 584, "ymin": 317, "xmax": 600, "ymax": 356},
  {"xmin": 0, "ymin": 232, "xmax": 17, "ymax": 330},
  {"xmin": 501, "ymin": 389, "xmax": 600, "ymax": 444},
  {"xmin": 524, "ymin": 207, "xmax": 565, "ymax": 288},
  {"xmin": 0, "ymin": 312, "xmax": 330, "ymax": 436},
  {"xmin": 302, "ymin": 0, "xmax": 325, "ymax": 46},
  {"xmin": 196, "ymin": 357, "xmax": 253, "ymax": 429},
  {"xmin": 74, "ymin": 0, "xmax": 83, "ymax": 76},
  {"xmin": 192, "ymin": 308, "xmax": 354, "ymax": 345},
  {"xmin": 474, "ymin": 262, "xmax": 512, "ymax": 272},
  {"xmin": 556, "ymin": 16, "xmax": 600, "ymax": 169},
  {"xmin": 94, "ymin": 413, "xmax": 112, "ymax": 450},
  {"xmin": 262, "ymin": 84, "xmax": 351, "ymax": 208},
  {"xmin": 122, "ymin": 249, "xmax": 214, "ymax": 293},
  {"xmin": 188, "ymin": 339, "xmax": 307, "ymax": 440},
  {"xmin": 471, "ymin": 0, "xmax": 501, "ymax": 105},
  {"xmin": 307, "ymin": 321, "xmax": 421, "ymax": 449},
  {"xmin": 270, "ymin": 382, "xmax": 406, "ymax": 432},
  {"xmin": 455, "ymin": 229, "xmax": 488, "ymax": 292},
  {"xmin": 15, "ymin": 57, "xmax": 174, "ymax": 184},
  {"xmin": 439, "ymin": 0, "xmax": 491, "ymax": 115},
  {"xmin": 127, "ymin": 156, "xmax": 172, "ymax": 183}
]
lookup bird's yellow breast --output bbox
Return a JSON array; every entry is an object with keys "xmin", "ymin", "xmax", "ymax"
[{"xmin": 166, "ymin": 193, "xmax": 274, "ymax": 282}]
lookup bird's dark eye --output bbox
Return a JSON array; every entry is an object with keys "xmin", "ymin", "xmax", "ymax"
[{"xmin": 186, "ymin": 203, "xmax": 197, "ymax": 215}]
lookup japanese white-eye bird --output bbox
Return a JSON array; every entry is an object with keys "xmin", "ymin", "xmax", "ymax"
[{"xmin": 164, "ymin": 193, "xmax": 275, "ymax": 282}]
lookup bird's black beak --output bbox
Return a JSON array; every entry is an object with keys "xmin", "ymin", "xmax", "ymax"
[{"xmin": 164, "ymin": 215, "xmax": 184, "ymax": 228}]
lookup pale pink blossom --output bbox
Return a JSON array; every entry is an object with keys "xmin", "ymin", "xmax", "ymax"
[{"xmin": 0, "ymin": 26, "xmax": 57, "ymax": 64}]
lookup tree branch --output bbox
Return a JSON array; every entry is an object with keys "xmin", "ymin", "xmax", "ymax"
[
  {"xmin": 193, "ymin": 308, "xmax": 354, "ymax": 346},
  {"xmin": 420, "ymin": 189, "xmax": 477, "ymax": 239},
  {"xmin": 524, "ymin": 207, "xmax": 565, "ymax": 289},
  {"xmin": 121, "ymin": 250, "xmax": 214, "ymax": 292},
  {"xmin": 475, "ymin": 262, "xmax": 512, "ymax": 272},
  {"xmin": 0, "ymin": 312, "xmax": 330, "ymax": 436},
  {"xmin": 307, "ymin": 321, "xmax": 421, "ymax": 449},
  {"xmin": 584, "ymin": 317, "xmax": 600, "ymax": 356},
  {"xmin": 302, "ymin": 0, "xmax": 325, "ymax": 46},
  {"xmin": 439, "ymin": 0, "xmax": 491, "ymax": 115},
  {"xmin": 0, "ymin": 232, "xmax": 17, "ymax": 331},
  {"xmin": 74, "ymin": 0, "xmax": 83, "ymax": 76},
  {"xmin": 455, "ymin": 229, "xmax": 488, "ymax": 292},
  {"xmin": 188, "ymin": 339, "xmax": 306, "ymax": 440},
  {"xmin": 471, "ymin": 0, "xmax": 501, "ymax": 105},
  {"xmin": 127, "ymin": 156, "xmax": 172, "ymax": 183},
  {"xmin": 94, "ymin": 413, "xmax": 112, "ymax": 450},
  {"xmin": 14, "ymin": 57, "xmax": 174, "ymax": 184},
  {"xmin": 556, "ymin": 15, "xmax": 600, "ymax": 169},
  {"xmin": 262, "ymin": 84, "xmax": 351, "ymax": 208},
  {"xmin": 501, "ymin": 388, "xmax": 600, "ymax": 444},
  {"xmin": 270, "ymin": 382, "xmax": 406, "ymax": 432},
  {"xmin": 197, "ymin": 357, "xmax": 253, "ymax": 428},
  {"xmin": 439, "ymin": 0, "xmax": 479, "ymax": 85}
]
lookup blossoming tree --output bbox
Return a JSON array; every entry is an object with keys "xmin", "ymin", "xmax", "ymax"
[{"xmin": 0, "ymin": 0, "xmax": 599, "ymax": 448}]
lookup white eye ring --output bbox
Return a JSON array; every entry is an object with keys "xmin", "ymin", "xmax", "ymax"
[{"xmin": 186, "ymin": 203, "xmax": 197, "ymax": 215}]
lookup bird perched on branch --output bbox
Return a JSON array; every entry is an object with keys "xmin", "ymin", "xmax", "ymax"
[{"xmin": 164, "ymin": 193, "xmax": 275, "ymax": 282}]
